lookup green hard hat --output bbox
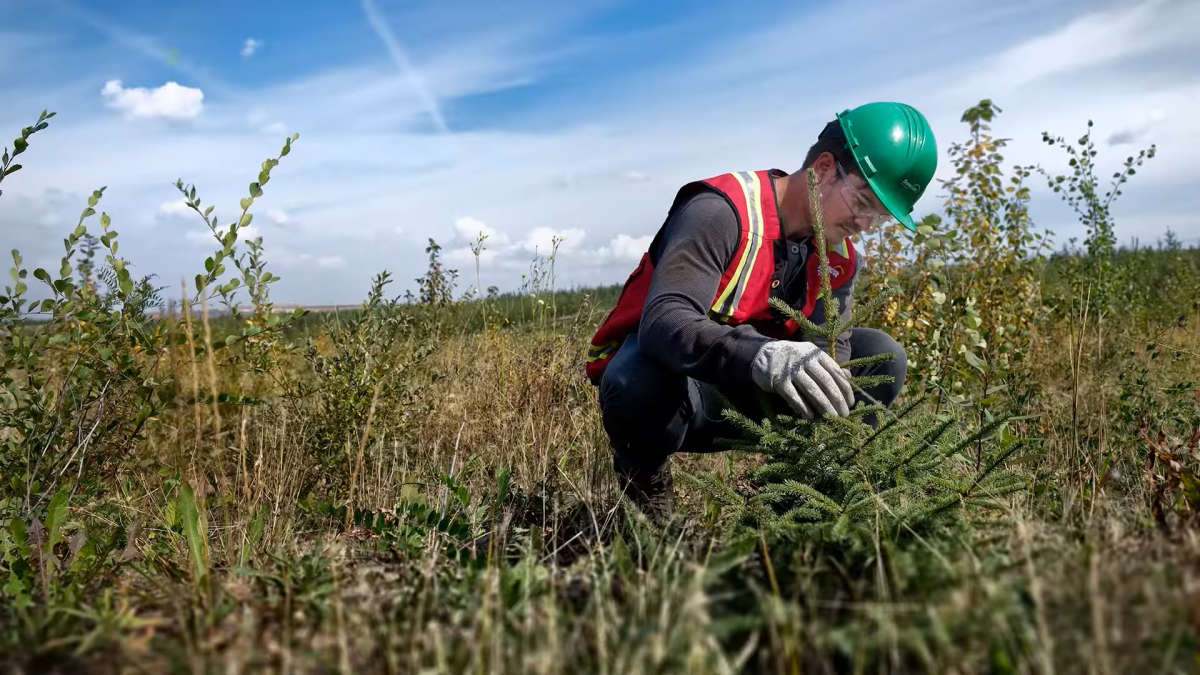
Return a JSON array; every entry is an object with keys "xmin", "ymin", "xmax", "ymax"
[{"xmin": 833, "ymin": 102, "xmax": 938, "ymax": 231}]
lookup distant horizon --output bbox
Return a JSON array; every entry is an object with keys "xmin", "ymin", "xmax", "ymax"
[{"xmin": 2, "ymin": 0, "xmax": 1196, "ymax": 306}]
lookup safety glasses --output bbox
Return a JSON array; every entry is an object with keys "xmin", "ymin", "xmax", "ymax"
[{"xmin": 833, "ymin": 161, "xmax": 894, "ymax": 231}]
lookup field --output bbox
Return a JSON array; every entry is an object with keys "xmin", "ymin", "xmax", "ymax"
[{"xmin": 2, "ymin": 100, "xmax": 1199, "ymax": 674}]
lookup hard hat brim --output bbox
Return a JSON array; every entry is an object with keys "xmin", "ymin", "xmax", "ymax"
[{"xmin": 866, "ymin": 177, "xmax": 917, "ymax": 231}]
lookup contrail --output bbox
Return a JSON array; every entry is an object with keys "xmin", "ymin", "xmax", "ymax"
[
  {"xmin": 47, "ymin": 0, "xmax": 242, "ymax": 103},
  {"xmin": 360, "ymin": 0, "xmax": 451, "ymax": 136}
]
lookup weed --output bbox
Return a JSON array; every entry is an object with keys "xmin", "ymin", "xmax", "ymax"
[{"xmin": 0, "ymin": 99, "xmax": 1196, "ymax": 674}]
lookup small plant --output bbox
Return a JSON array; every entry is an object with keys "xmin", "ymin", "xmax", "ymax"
[
  {"xmin": 414, "ymin": 238, "xmax": 458, "ymax": 308},
  {"xmin": 0, "ymin": 109, "xmax": 55, "ymax": 198},
  {"xmin": 684, "ymin": 165, "xmax": 1031, "ymax": 669},
  {"xmin": 294, "ymin": 270, "xmax": 437, "ymax": 504}
]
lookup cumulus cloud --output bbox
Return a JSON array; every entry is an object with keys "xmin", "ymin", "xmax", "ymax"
[
  {"xmin": 520, "ymin": 226, "xmax": 585, "ymax": 255},
  {"xmin": 596, "ymin": 233, "xmax": 652, "ymax": 262},
  {"xmin": 453, "ymin": 215, "xmax": 504, "ymax": 245},
  {"xmin": 241, "ymin": 38, "xmax": 261, "ymax": 58},
  {"xmin": 155, "ymin": 198, "xmax": 192, "ymax": 220},
  {"xmin": 439, "ymin": 214, "xmax": 649, "ymax": 276},
  {"xmin": 8, "ymin": 0, "xmax": 1196, "ymax": 303},
  {"xmin": 0, "ymin": 189, "xmax": 84, "ymax": 271},
  {"xmin": 100, "ymin": 80, "xmax": 204, "ymax": 120},
  {"xmin": 185, "ymin": 223, "xmax": 262, "ymax": 246},
  {"xmin": 266, "ymin": 208, "xmax": 289, "ymax": 225}
]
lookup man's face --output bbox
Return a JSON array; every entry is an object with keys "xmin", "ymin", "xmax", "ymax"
[{"xmin": 820, "ymin": 161, "xmax": 893, "ymax": 242}]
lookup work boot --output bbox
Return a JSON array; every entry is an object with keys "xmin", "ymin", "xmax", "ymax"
[{"xmin": 613, "ymin": 455, "xmax": 675, "ymax": 524}]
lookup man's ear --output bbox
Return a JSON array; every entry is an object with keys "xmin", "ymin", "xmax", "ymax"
[{"xmin": 810, "ymin": 152, "xmax": 837, "ymax": 179}]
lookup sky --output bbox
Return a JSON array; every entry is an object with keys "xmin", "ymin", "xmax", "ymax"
[{"xmin": 1, "ymin": 0, "xmax": 1197, "ymax": 305}]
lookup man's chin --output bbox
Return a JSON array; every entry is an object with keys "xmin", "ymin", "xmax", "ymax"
[{"xmin": 823, "ymin": 224, "xmax": 848, "ymax": 244}]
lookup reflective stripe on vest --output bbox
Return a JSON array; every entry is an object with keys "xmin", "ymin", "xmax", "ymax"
[
  {"xmin": 582, "ymin": 168, "xmax": 856, "ymax": 384},
  {"xmin": 709, "ymin": 170, "xmax": 769, "ymax": 321}
]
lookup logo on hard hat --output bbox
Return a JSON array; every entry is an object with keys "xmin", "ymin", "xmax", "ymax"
[{"xmin": 901, "ymin": 179, "xmax": 921, "ymax": 193}]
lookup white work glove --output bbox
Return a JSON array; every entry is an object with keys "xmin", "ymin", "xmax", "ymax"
[{"xmin": 750, "ymin": 340, "xmax": 855, "ymax": 420}]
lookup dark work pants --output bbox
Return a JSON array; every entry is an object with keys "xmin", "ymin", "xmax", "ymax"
[{"xmin": 596, "ymin": 328, "xmax": 907, "ymax": 472}]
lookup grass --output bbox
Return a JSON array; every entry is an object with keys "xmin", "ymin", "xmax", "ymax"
[{"xmin": 1, "ymin": 100, "xmax": 1199, "ymax": 674}]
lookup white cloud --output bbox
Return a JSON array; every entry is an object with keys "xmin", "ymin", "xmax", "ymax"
[
  {"xmin": 452, "ymin": 215, "xmax": 504, "ymax": 245},
  {"xmin": 596, "ymin": 234, "xmax": 652, "ymax": 263},
  {"xmin": 5, "ymin": 0, "xmax": 1197, "ymax": 304},
  {"xmin": 271, "ymin": 247, "xmax": 346, "ymax": 270},
  {"xmin": 954, "ymin": 0, "xmax": 1194, "ymax": 98},
  {"xmin": 100, "ymin": 80, "xmax": 204, "ymax": 121},
  {"xmin": 241, "ymin": 38, "xmax": 261, "ymax": 58},
  {"xmin": 155, "ymin": 198, "xmax": 192, "ymax": 220},
  {"xmin": 520, "ymin": 226, "xmax": 585, "ymax": 256},
  {"xmin": 266, "ymin": 208, "xmax": 289, "ymax": 225},
  {"xmin": 185, "ymin": 223, "xmax": 262, "ymax": 246},
  {"xmin": 1107, "ymin": 108, "xmax": 1168, "ymax": 147}
]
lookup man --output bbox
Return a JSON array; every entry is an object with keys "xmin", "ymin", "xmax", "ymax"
[{"xmin": 584, "ymin": 101, "xmax": 939, "ymax": 521}]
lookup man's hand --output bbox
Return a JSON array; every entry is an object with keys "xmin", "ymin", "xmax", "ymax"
[{"xmin": 750, "ymin": 340, "xmax": 855, "ymax": 419}]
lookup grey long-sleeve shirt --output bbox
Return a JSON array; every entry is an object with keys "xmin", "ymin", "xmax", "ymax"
[{"xmin": 637, "ymin": 187, "xmax": 859, "ymax": 395}]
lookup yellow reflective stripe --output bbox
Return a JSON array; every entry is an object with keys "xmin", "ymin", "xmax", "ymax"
[
  {"xmin": 709, "ymin": 171, "xmax": 765, "ymax": 321},
  {"xmin": 832, "ymin": 239, "xmax": 849, "ymax": 258},
  {"xmin": 586, "ymin": 341, "xmax": 620, "ymax": 363}
]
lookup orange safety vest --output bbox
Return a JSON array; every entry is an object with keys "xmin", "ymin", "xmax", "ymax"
[{"xmin": 584, "ymin": 168, "xmax": 857, "ymax": 384}]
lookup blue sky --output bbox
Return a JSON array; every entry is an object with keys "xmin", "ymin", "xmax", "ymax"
[{"xmin": 1, "ymin": 0, "xmax": 1197, "ymax": 305}]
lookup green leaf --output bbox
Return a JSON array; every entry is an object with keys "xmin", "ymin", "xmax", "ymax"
[
  {"xmin": 240, "ymin": 197, "xmax": 253, "ymax": 210},
  {"xmin": 176, "ymin": 481, "xmax": 209, "ymax": 585},
  {"xmin": 164, "ymin": 499, "xmax": 177, "ymax": 529},
  {"xmin": 238, "ymin": 212, "xmax": 252, "ymax": 228},
  {"xmin": 119, "ymin": 271, "xmax": 133, "ymax": 296},
  {"xmin": 12, "ymin": 137, "xmax": 27, "ymax": 156},
  {"xmin": 100, "ymin": 213, "xmax": 111, "ymax": 229},
  {"xmin": 248, "ymin": 182, "xmax": 263, "ymax": 198},
  {"xmin": 2, "ymin": 164, "xmax": 22, "ymax": 176},
  {"xmin": 44, "ymin": 489, "xmax": 70, "ymax": 554},
  {"xmin": 81, "ymin": 207, "xmax": 96, "ymax": 219},
  {"xmin": 961, "ymin": 349, "xmax": 986, "ymax": 372},
  {"xmin": 33, "ymin": 268, "xmax": 50, "ymax": 285}
]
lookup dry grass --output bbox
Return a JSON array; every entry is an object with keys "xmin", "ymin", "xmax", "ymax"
[
  {"xmin": 7, "ymin": 308, "xmax": 1188, "ymax": 674},
  {"xmin": 3, "ymin": 102, "xmax": 1199, "ymax": 674}
]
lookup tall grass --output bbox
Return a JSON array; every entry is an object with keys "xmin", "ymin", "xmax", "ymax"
[{"xmin": 0, "ymin": 100, "xmax": 1198, "ymax": 674}]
